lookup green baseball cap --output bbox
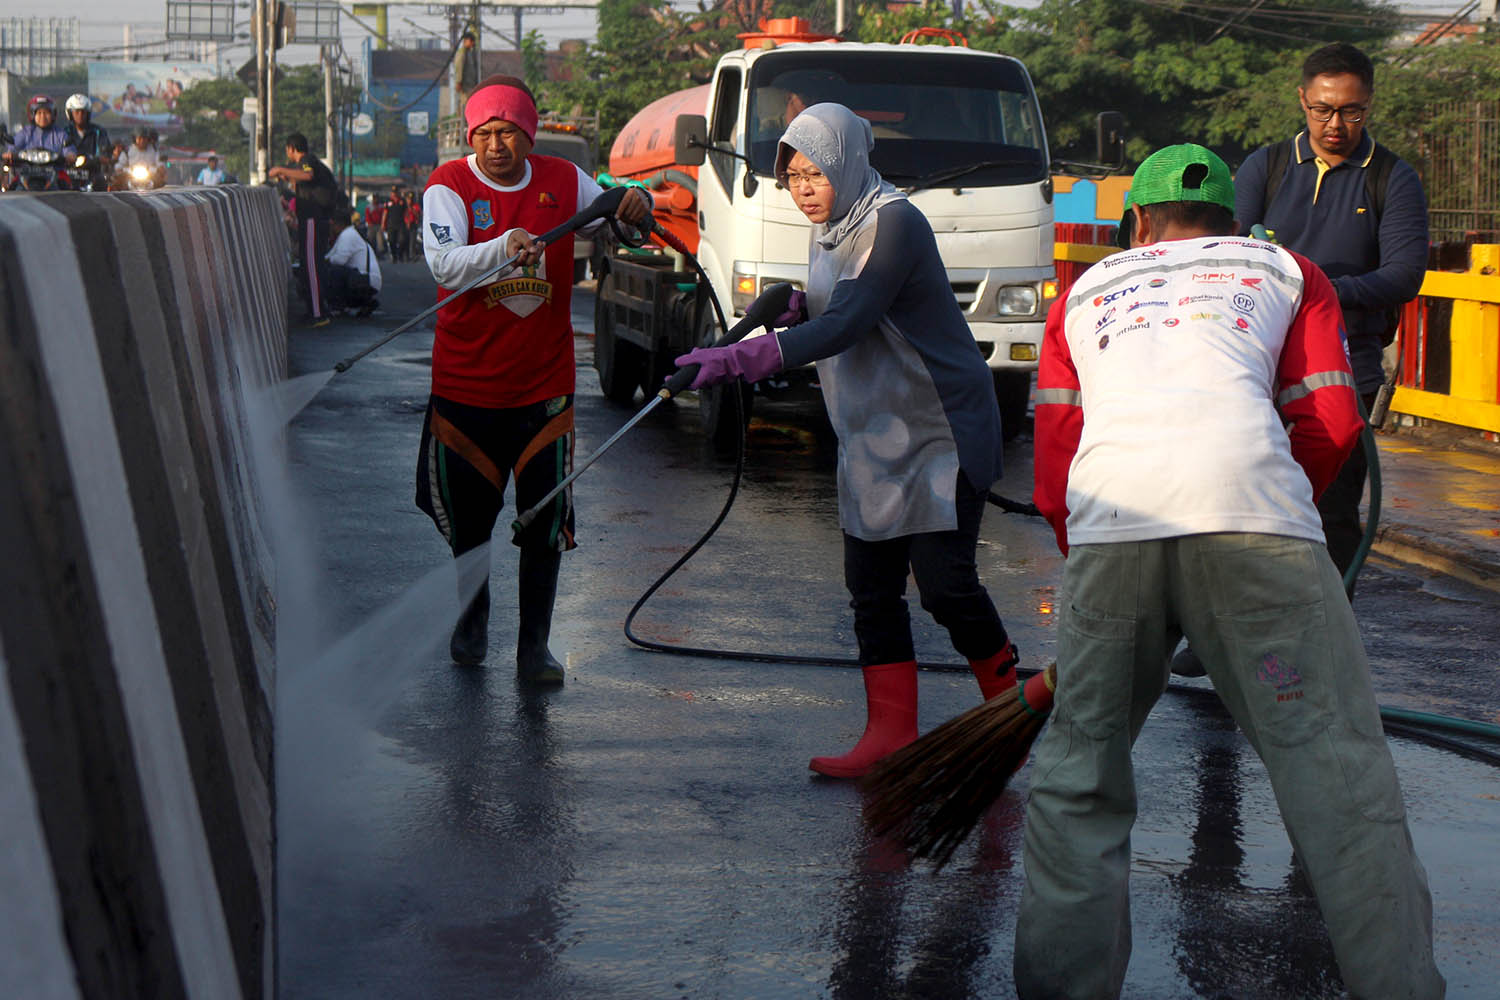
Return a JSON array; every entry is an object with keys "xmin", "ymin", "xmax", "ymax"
[{"xmin": 1124, "ymin": 143, "xmax": 1235, "ymax": 212}]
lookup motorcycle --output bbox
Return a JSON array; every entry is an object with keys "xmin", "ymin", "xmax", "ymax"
[
  {"xmin": 65, "ymin": 154, "xmax": 111, "ymax": 192},
  {"xmin": 1, "ymin": 147, "xmax": 72, "ymax": 192},
  {"xmin": 113, "ymin": 160, "xmax": 166, "ymax": 191}
]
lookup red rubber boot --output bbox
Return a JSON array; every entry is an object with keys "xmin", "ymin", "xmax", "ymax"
[
  {"xmin": 970, "ymin": 642, "xmax": 1020, "ymax": 701},
  {"xmin": 809, "ymin": 660, "xmax": 918, "ymax": 779}
]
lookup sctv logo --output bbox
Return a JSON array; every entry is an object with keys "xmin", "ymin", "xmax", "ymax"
[{"xmin": 1093, "ymin": 285, "xmax": 1139, "ymax": 308}]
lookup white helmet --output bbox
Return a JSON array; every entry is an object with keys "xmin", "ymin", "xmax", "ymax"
[{"xmin": 65, "ymin": 93, "xmax": 90, "ymax": 114}]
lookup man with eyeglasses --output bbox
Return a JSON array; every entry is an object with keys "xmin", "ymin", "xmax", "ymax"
[{"xmin": 1231, "ymin": 43, "xmax": 1428, "ymax": 597}]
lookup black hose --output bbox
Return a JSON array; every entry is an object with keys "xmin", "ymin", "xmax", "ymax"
[{"xmin": 612, "ymin": 240, "xmax": 1498, "ymax": 766}]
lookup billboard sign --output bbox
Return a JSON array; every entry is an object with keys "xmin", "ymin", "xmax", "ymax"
[{"xmin": 88, "ymin": 60, "xmax": 218, "ymax": 135}]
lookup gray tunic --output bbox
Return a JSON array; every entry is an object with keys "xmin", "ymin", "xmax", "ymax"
[{"xmin": 776, "ymin": 104, "xmax": 1004, "ymax": 541}]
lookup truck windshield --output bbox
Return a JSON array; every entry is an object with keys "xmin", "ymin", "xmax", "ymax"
[{"xmin": 746, "ymin": 50, "xmax": 1047, "ymax": 187}]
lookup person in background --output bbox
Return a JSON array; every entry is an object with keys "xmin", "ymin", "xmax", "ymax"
[
  {"xmin": 365, "ymin": 195, "xmax": 388, "ymax": 258},
  {"xmin": 1018, "ymin": 142, "xmax": 1442, "ymax": 1000},
  {"xmin": 196, "ymin": 154, "xmax": 225, "ymax": 186},
  {"xmin": 269, "ymin": 131, "xmax": 341, "ymax": 325},
  {"xmin": 384, "ymin": 186, "xmax": 411, "ymax": 263},
  {"xmin": 1234, "ymin": 42, "xmax": 1429, "ymax": 599},
  {"xmin": 325, "ymin": 211, "xmax": 382, "ymax": 317},
  {"xmin": 415, "ymin": 74, "xmax": 650, "ymax": 683},
  {"xmin": 117, "ymin": 126, "xmax": 166, "ymax": 188},
  {"xmin": 404, "ymin": 194, "xmax": 424, "ymax": 257},
  {"xmin": 4, "ymin": 95, "xmax": 70, "ymax": 159},
  {"xmin": 676, "ymin": 103, "xmax": 1019, "ymax": 777},
  {"xmin": 62, "ymin": 93, "xmax": 111, "ymax": 167}
]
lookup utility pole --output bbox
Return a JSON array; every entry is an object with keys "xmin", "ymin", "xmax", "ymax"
[
  {"xmin": 267, "ymin": 3, "xmax": 278, "ymax": 170},
  {"xmin": 472, "ymin": 1, "xmax": 483, "ymax": 84},
  {"xmin": 514, "ymin": 7, "xmax": 522, "ymax": 55},
  {"xmin": 324, "ymin": 45, "xmax": 335, "ymax": 164},
  {"xmin": 255, "ymin": 0, "xmax": 268, "ymax": 183}
]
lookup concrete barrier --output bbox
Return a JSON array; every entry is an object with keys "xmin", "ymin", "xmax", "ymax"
[{"xmin": 0, "ymin": 185, "xmax": 286, "ymax": 999}]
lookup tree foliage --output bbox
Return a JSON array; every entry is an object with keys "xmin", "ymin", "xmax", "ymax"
[
  {"xmin": 480, "ymin": 0, "xmax": 1495, "ymax": 189},
  {"xmin": 175, "ymin": 77, "xmax": 254, "ymax": 178},
  {"xmin": 175, "ymin": 64, "xmax": 365, "ymax": 180}
]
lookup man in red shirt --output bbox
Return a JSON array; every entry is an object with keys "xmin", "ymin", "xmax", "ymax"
[{"xmin": 417, "ymin": 75, "xmax": 648, "ymax": 683}]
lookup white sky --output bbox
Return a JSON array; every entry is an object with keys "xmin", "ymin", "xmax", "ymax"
[{"xmin": 4, "ymin": 2, "xmax": 605, "ymax": 71}]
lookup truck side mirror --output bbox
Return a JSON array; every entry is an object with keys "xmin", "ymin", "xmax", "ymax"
[
  {"xmin": 674, "ymin": 114, "xmax": 708, "ymax": 167},
  {"xmin": 1096, "ymin": 112, "xmax": 1124, "ymax": 168}
]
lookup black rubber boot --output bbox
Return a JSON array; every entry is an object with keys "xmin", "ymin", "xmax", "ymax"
[
  {"xmin": 517, "ymin": 547, "xmax": 564, "ymax": 686},
  {"xmin": 450, "ymin": 578, "xmax": 490, "ymax": 667}
]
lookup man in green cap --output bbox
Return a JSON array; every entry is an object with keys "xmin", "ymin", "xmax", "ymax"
[{"xmin": 1015, "ymin": 144, "xmax": 1443, "ymax": 998}]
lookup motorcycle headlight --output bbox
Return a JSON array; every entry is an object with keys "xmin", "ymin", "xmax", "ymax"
[
  {"xmin": 20, "ymin": 148, "xmax": 54, "ymax": 164},
  {"xmin": 75, "ymin": 155, "xmax": 87, "ymax": 167},
  {"xmin": 131, "ymin": 164, "xmax": 150, "ymax": 180},
  {"xmin": 996, "ymin": 284, "xmax": 1040, "ymax": 317}
]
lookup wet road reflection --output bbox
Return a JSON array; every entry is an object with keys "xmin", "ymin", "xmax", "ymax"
[{"xmin": 276, "ymin": 276, "xmax": 1500, "ymax": 998}]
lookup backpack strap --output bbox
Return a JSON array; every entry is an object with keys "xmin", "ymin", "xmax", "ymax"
[
  {"xmin": 1262, "ymin": 138, "xmax": 1295, "ymax": 215},
  {"xmin": 1363, "ymin": 141, "xmax": 1396, "ymax": 224}
]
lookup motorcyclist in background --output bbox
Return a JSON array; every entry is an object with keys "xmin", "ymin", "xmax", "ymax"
[
  {"xmin": 117, "ymin": 125, "xmax": 166, "ymax": 188},
  {"xmin": 3, "ymin": 95, "xmax": 71, "ymax": 162},
  {"xmin": 62, "ymin": 93, "xmax": 113, "ymax": 188},
  {"xmin": 63, "ymin": 95, "xmax": 112, "ymax": 161}
]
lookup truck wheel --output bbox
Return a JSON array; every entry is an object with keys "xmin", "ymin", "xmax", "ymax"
[
  {"xmin": 594, "ymin": 272, "xmax": 642, "ymax": 405},
  {"xmin": 994, "ymin": 371, "xmax": 1032, "ymax": 442},
  {"xmin": 700, "ymin": 383, "xmax": 753, "ymax": 453}
]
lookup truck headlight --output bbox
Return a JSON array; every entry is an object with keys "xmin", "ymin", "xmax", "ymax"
[{"xmin": 997, "ymin": 284, "xmax": 1039, "ymax": 316}]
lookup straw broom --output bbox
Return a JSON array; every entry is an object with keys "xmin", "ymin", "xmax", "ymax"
[{"xmin": 861, "ymin": 663, "xmax": 1057, "ymax": 868}]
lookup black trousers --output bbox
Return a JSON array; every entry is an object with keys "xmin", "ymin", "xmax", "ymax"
[
  {"xmin": 296, "ymin": 215, "xmax": 330, "ymax": 319},
  {"xmin": 414, "ymin": 393, "xmax": 577, "ymax": 556},
  {"xmin": 1317, "ymin": 390, "xmax": 1378, "ymax": 594},
  {"xmin": 326, "ymin": 264, "xmax": 376, "ymax": 311},
  {"xmin": 842, "ymin": 472, "xmax": 1007, "ymax": 666},
  {"xmin": 385, "ymin": 225, "xmax": 409, "ymax": 262}
]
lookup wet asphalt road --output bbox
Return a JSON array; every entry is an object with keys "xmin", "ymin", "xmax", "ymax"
[{"xmin": 277, "ymin": 261, "xmax": 1500, "ymax": 998}]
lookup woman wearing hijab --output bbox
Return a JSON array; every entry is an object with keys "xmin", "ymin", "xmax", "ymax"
[{"xmin": 675, "ymin": 103, "xmax": 1018, "ymax": 778}]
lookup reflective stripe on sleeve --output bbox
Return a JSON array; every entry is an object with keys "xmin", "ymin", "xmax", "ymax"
[
  {"xmin": 1276, "ymin": 369, "xmax": 1356, "ymax": 407},
  {"xmin": 1034, "ymin": 387, "xmax": 1082, "ymax": 407}
]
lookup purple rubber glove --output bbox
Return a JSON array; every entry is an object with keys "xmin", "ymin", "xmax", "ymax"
[
  {"xmin": 773, "ymin": 289, "xmax": 807, "ymax": 328},
  {"xmin": 674, "ymin": 334, "xmax": 784, "ymax": 390}
]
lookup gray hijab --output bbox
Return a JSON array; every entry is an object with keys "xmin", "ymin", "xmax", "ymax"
[{"xmin": 776, "ymin": 103, "xmax": 904, "ymax": 250}]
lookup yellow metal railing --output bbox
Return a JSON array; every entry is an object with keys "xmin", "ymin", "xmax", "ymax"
[{"xmin": 1393, "ymin": 244, "xmax": 1500, "ymax": 434}]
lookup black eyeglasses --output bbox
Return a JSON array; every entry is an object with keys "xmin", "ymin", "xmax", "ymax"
[{"xmin": 1304, "ymin": 102, "xmax": 1368, "ymax": 124}]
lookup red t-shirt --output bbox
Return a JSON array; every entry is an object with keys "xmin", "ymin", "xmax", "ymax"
[{"xmin": 424, "ymin": 155, "xmax": 580, "ymax": 408}]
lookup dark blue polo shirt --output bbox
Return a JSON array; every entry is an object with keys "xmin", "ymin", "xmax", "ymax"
[{"xmin": 1235, "ymin": 130, "xmax": 1428, "ymax": 391}]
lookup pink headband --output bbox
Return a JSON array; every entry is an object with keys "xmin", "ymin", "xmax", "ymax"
[{"xmin": 464, "ymin": 85, "xmax": 538, "ymax": 145}]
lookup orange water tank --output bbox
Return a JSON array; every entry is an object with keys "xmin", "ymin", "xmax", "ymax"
[
  {"xmin": 609, "ymin": 85, "xmax": 712, "ymax": 252},
  {"xmin": 609, "ymin": 85, "xmax": 711, "ymax": 182}
]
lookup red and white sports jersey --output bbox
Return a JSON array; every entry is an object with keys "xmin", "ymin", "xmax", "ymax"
[
  {"xmin": 422, "ymin": 154, "xmax": 603, "ymax": 408},
  {"xmin": 1033, "ymin": 235, "xmax": 1363, "ymax": 554}
]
